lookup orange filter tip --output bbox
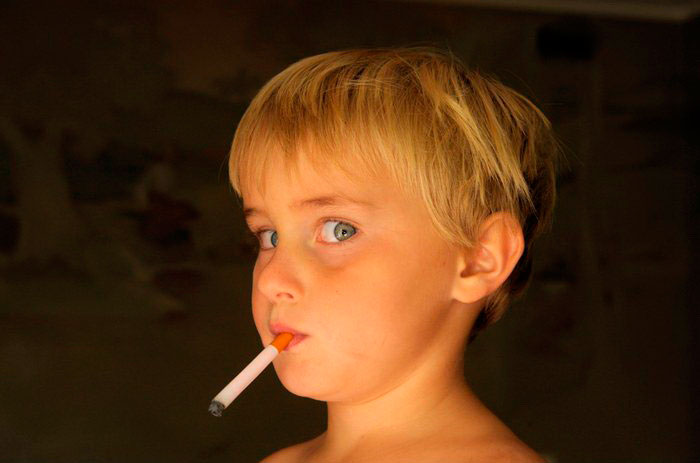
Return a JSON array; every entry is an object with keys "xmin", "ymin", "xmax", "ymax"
[{"xmin": 271, "ymin": 332, "xmax": 294, "ymax": 352}]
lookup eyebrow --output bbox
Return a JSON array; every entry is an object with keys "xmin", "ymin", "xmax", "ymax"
[{"xmin": 243, "ymin": 195, "xmax": 374, "ymax": 219}]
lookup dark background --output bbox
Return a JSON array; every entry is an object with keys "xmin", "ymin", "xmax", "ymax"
[{"xmin": 1, "ymin": 1, "xmax": 698, "ymax": 462}]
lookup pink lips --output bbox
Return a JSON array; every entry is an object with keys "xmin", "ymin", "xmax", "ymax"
[
  {"xmin": 270, "ymin": 322, "xmax": 308, "ymax": 351},
  {"xmin": 285, "ymin": 334, "xmax": 308, "ymax": 350}
]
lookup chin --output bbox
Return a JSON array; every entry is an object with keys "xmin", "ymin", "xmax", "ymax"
[
  {"xmin": 272, "ymin": 359, "xmax": 323, "ymax": 397},
  {"xmin": 275, "ymin": 366, "xmax": 302, "ymax": 390}
]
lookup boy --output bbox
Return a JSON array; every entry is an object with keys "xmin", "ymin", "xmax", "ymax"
[{"xmin": 228, "ymin": 47, "xmax": 562, "ymax": 462}]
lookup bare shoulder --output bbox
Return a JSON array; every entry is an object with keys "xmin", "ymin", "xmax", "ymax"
[
  {"xmin": 464, "ymin": 435, "xmax": 547, "ymax": 463},
  {"xmin": 368, "ymin": 432, "xmax": 546, "ymax": 463}
]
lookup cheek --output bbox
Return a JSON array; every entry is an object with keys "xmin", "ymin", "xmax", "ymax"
[
  {"xmin": 319, "ymin": 256, "xmax": 408, "ymax": 344},
  {"xmin": 250, "ymin": 288, "xmax": 268, "ymax": 338},
  {"xmin": 332, "ymin": 241, "xmax": 450, "ymax": 334},
  {"xmin": 251, "ymin": 308, "xmax": 266, "ymax": 342}
]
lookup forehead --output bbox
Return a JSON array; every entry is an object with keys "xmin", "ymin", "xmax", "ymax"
[{"xmin": 241, "ymin": 141, "xmax": 383, "ymax": 208}]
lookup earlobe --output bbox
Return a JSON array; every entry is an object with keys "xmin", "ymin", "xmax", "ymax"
[{"xmin": 451, "ymin": 212, "xmax": 525, "ymax": 304}]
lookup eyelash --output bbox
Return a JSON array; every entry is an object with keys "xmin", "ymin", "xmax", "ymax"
[{"xmin": 246, "ymin": 218, "xmax": 359, "ymax": 251}]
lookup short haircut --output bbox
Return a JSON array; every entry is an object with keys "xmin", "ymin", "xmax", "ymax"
[{"xmin": 228, "ymin": 47, "xmax": 566, "ymax": 343}]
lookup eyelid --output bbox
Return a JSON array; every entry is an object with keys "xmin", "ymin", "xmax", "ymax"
[{"xmin": 250, "ymin": 218, "xmax": 360, "ymax": 250}]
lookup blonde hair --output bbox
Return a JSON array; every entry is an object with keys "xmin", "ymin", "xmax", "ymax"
[{"xmin": 228, "ymin": 46, "xmax": 565, "ymax": 343}]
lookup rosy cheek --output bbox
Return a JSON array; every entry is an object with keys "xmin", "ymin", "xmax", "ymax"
[{"xmin": 250, "ymin": 294, "xmax": 265, "ymax": 320}]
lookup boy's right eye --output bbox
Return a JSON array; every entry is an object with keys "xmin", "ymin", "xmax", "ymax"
[
  {"xmin": 244, "ymin": 228, "xmax": 275, "ymax": 253},
  {"xmin": 257, "ymin": 229, "xmax": 278, "ymax": 249}
]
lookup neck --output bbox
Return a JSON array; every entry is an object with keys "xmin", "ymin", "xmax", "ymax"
[{"xmin": 308, "ymin": 342, "xmax": 500, "ymax": 461}]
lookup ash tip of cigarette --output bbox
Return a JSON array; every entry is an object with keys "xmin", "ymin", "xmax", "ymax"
[{"xmin": 209, "ymin": 400, "xmax": 225, "ymax": 417}]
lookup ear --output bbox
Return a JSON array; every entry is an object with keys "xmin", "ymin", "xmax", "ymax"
[{"xmin": 450, "ymin": 212, "xmax": 525, "ymax": 304}]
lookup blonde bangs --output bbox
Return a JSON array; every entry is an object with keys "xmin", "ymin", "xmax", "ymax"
[{"xmin": 228, "ymin": 52, "xmax": 426, "ymax": 206}]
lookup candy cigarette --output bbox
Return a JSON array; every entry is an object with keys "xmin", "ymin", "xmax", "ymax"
[{"xmin": 208, "ymin": 332, "xmax": 294, "ymax": 417}]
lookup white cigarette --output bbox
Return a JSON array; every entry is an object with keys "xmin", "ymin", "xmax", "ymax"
[{"xmin": 209, "ymin": 332, "xmax": 294, "ymax": 417}]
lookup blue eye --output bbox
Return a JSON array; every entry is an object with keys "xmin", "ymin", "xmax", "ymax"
[
  {"xmin": 252, "ymin": 219, "xmax": 358, "ymax": 251},
  {"xmin": 321, "ymin": 220, "xmax": 357, "ymax": 243},
  {"xmin": 257, "ymin": 229, "xmax": 278, "ymax": 249}
]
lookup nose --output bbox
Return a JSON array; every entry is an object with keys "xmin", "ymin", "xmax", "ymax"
[{"xmin": 253, "ymin": 241, "xmax": 305, "ymax": 303}]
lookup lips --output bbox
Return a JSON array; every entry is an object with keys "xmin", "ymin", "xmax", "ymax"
[
  {"xmin": 285, "ymin": 334, "xmax": 308, "ymax": 350},
  {"xmin": 269, "ymin": 321, "xmax": 309, "ymax": 351},
  {"xmin": 269, "ymin": 321, "xmax": 307, "ymax": 337}
]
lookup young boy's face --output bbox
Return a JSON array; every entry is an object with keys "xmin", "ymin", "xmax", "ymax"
[{"xmin": 241, "ymin": 143, "xmax": 468, "ymax": 403}]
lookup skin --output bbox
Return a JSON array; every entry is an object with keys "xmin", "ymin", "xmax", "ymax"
[{"xmin": 240, "ymin": 144, "xmax": 543, "ymax": 463}]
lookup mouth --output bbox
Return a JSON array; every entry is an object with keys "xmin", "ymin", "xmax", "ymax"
[
  {"xmin": 270, "ymin": 321, "xmax": 307, "ymax": 336},
  {"xmin": 269, "ymin": 321, "xmax": 309, "ymax": 351},
  {"xmin": 285, "ymin": 333, "xmax": 308, "ymax": 350}
]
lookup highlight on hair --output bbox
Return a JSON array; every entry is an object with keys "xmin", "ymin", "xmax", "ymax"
[{"xmin": 228, "ymin": 46, "xmax": 566, "ymax": 343}]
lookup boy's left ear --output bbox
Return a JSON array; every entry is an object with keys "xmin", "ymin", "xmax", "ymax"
[{"xmin": 450, "ymin": 212, "xmax": 525, "ymax": 304}]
